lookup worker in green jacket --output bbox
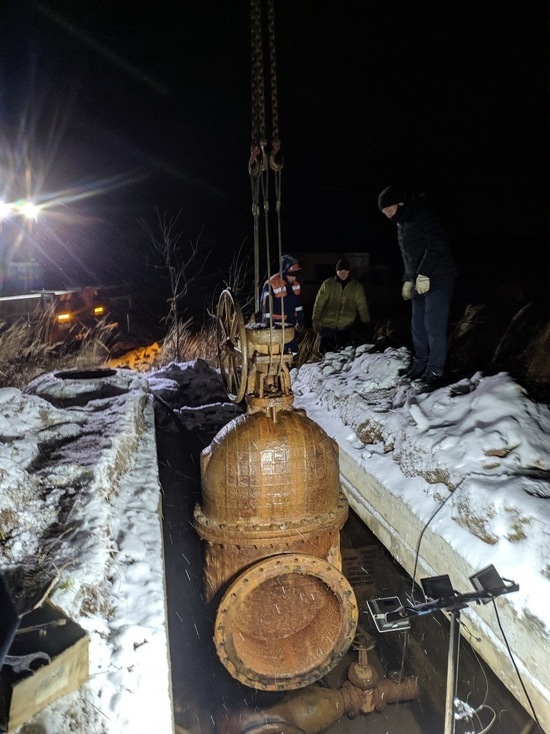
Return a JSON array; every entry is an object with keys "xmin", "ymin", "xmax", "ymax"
[{"xmin": 312, "ymin": 257, "xmax": 370, "ymax": 353}]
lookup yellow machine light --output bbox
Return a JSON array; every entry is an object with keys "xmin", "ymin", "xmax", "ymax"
[
  {"xmin": 57, "ymin": 312, "xmax": 72, "ymax": 323},
  {"xmin": 93, "ymin": 305, "xmax": 105, "ymax": 316}
]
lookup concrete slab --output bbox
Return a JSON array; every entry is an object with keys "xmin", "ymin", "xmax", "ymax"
[{"xmin": 337, "ymin": 440, "xmax": 549, "ymax": 732}]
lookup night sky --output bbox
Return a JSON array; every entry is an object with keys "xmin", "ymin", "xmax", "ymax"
[{"xmin": 1, "ymin": 1, "xmax": 548, "ymax": 315}]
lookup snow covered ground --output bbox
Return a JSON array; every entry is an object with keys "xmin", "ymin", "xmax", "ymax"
[
  {"xmin": 0, "ymin": 348, "xmax": 548, "ymax": 732},
  {"xmin": 0, "ymin": 368, "xmax": 174, "ymax": 734},
  {"xmin": 292, "ymin": 345, "xmax": 550, "ymax": 732},
  {"xmin": 0, "ymin": 361, "xmax": 239, "ymax": 734}
]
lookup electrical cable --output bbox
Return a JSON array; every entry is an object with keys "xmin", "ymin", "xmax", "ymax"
[
  {"xmin": 371, "ymin": 444, "xmax": 541, "ymax": 733},
  {"xmin": 397, "ymin": 478, "xmax": 495, "ymax": 733},
  {"xmin": 425, "ymin": 579, "xmax": 542, "ymax": 734},
  {"xmin": 491, "ymin": 600, "xmax": 544, "ymax": 733},
  {"xmin": 453, "ymin": 635, "xmax": 493, "ymax": 733},
  {"xmin": 409, "ymin": 481, "xmax": 462, "ymax": 602},
  {"xmin": 403, "ymin": 493, "xmax": 541, "ymax": 734},
  {"xmin": 390, "ymin": 481, "xmax": 463, "ymax": 717},
  {"xmin": 474, "ymin": 704, "xmax": 497, "ymax": 733}
]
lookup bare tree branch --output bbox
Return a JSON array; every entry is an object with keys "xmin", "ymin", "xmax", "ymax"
[{"xmin": 140, "ymin": 210, "xmax": 210, "ymax": 359}]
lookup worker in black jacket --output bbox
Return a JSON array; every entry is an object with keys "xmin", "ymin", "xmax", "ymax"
[{"xmin": 378, "ymin": 186, "xmax": 457, "ymax": 385}]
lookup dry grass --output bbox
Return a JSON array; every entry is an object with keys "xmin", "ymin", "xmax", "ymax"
[
  {"xmin": 157, "ymin": 317, "xmax": 218, "ymax": 368},
  {"xmin": 295, "ymin": 329, "xmax": 321, "ymax": 366},
  {"xmin": 0, "ymin": 315, "xmax": 114, "ymax": 389}
]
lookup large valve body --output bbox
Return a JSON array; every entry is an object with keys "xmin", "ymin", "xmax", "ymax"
[{"xmin": 194, "ymin": 395, "xmax": 358, "ymax": 690}]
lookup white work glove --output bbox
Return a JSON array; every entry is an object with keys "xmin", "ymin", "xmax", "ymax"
[
  {"xmin": 415, "ymin": 275, "xmax": 430, "ymax": 294},
  {"xmin": 401, "ymin": 281, "xmax": 413, "ymax": 301}
]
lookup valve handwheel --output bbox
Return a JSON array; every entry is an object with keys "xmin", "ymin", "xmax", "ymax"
[{"xmin": 216, "ymin": 289, "xmax": 248, "ymax": 403}]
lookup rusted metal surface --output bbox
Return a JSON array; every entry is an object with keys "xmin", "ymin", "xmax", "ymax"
[
  {"xmin": 245, "ymin": 324, "xmax": 295, "ymax": 398},
  {"xmin": 218, "ymin": 651, "xmax": 420, "ymax": 734},
  {"xmin": 196, "ymin": 397, "xmax": 347, "ymax": 598},
  {"xmin": 214, "ymin": 554, "xmax": 358, "ymax": 690},
  {"xmin": 194, "ymin": 393, "xmax": 358, "ymax": 690}
]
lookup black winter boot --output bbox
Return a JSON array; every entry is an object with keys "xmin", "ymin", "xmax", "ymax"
[{"xmin": 403, "ymin": 360, "xmax": 427, "ymax": 380}]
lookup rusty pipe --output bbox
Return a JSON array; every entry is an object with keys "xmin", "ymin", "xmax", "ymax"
[
  {"xmin": 218, "ymin": 675, "xmax": 421, "ymax": 734},
  {"xmin": 341, "ymin": 676, "xmax": 421, "ymax": 716}
]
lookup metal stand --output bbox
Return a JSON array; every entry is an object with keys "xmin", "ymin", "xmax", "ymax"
[
  {"xmin": 367, "ymin": 564, "xmax": 519, "ymax": 734},
  {"xmin": 444, "ymin": 610, "xmax": 461, "ymax": 734}
]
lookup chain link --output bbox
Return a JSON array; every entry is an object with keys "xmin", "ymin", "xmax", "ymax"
[
  {"xmin": 267, "ymin": 0, "xmax": 279, "ymax": 148},
  {"xmin": 250, "ymin": 0, "xmax": 266, "ymax": 146},
  {"xmin": 250, "ymin": 0, "xmax": 283, "ymax": 313}
]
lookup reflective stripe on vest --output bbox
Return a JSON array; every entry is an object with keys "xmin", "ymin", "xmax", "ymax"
[{"xmin": 269, "ymin": 274, "xmax": 301, "ymax": 298}]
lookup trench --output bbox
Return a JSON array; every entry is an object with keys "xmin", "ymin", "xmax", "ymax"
[{"xmin": 157, "ymin": 422, "xmax": 536, "ymax": 734}]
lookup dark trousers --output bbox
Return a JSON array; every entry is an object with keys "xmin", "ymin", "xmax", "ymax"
[
  {"xmin": 285, "ymin": 336, "xmax": 298, "ymax": 354},
  {"xmin": 411, "ymin": 280, "xmax": 455, "ymax": 376},
  {"xmin": 318, "ymin": 327, "xmax": 351, "ymax": 354}
]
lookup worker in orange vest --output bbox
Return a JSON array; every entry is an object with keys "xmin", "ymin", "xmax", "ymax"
[{"xmin": 261, "ymin": 254, "xmax": 305, "ymax": 353}]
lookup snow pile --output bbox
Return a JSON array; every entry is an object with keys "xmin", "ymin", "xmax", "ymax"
[
  {"xmin": 294, "ymin": 345, "xmax": 550, "ymax": 497},
  {"xmin": 0, "ymin": 368, "xmax": 173, "ymax": 734},
  {"xmin": 293, "ymin": 346, "xmax": 550, "ymax": 588},
  {"xmin": 147, "ymin": 359, "xmax": 243, "ymax": 431}
]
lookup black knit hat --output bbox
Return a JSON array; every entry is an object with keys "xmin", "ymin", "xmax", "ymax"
[
  {"xmin": 335, "ymin": 258, "xmax": 350, "ymax": 271},
  {"xmin": 378, "ymin": 185, "xmax": 407, "ymax": 210}
]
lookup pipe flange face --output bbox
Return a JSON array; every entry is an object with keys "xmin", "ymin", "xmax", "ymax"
[{"xmin": 214, "ymin": 553, "xmax": 358, "ymax": 691}]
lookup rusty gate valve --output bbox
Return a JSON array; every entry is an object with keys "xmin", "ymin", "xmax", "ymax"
[
  {"xmin": 347, "ymin": 627, "xmax": 378, "ymax": 691},
  {"xmin": 341, "ymin": 679, "xmax": 387, "ymax": 717},
  {"xmin": 340, "ymin": 680, "xmax": 370, "ymax": 718}
]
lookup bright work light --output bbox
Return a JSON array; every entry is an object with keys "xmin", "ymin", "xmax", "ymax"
[{"xmin": 21, "ymin": 201, "xmax": 39, "ymax": 220}]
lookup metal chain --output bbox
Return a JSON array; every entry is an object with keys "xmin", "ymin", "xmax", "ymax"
[
  {"xmin": 249, "ymin": 0, "xmax": 284, "ymax": 331},
  {"xmin": 250, "ymin": 0, "xmax": 266, "ymax": 147},
  {"xmin": 267, "ymin": 0, "xmax": 283, "ymax": 176},
  {"xmin": 267, "ymin": 0, "xmax": 284, "ymax": 351},
  {"xmin": 250, "ymin": 0, "xmax": 264, "ymax": 312}
]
